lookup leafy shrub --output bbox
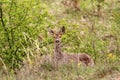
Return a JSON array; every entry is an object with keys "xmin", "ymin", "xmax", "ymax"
[{"xmin": 0, "ymin": 0, "xmax": 51, "ymax": 69}]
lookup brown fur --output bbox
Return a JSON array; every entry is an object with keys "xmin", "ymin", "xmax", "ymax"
[{"xmin": 55, "ymin": 53, "xmax": 94, "ymax": 67}]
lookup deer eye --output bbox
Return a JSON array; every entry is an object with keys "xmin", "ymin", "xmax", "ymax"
[
  {"xmin": 53, "ymin": 34, "xmax": 56, "ymax": 38},
  {"xmin": 53, "ymin": 35, "xmax": 56, "ymax": 38}
]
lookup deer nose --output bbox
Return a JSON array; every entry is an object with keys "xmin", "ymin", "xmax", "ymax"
[{"xmin": 55, "ymin": 39, "xmax": 59, "ymax": 43}]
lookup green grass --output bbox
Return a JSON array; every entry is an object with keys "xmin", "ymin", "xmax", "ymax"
[{"xmin": 0, "ymin": 0, "xmax": 120, "ymax": 80}]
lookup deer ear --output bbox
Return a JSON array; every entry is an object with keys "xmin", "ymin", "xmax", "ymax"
[
  {"xmin": 49, "ymin": 29, "xmax": 54, "ymax": 35},
  {"xmin": 59, "ymin": 26, "xmax": 65, "ymax": 34}
]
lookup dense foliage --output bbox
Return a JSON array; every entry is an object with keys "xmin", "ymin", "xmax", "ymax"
[{"xmin": 0, "ymin": 0, "xmax": 51, "ymax": 69}]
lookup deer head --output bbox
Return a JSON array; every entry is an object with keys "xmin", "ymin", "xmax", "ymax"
[{"xmin": 49, "ymin": 26, "xmax": 65, "ymax": 44}]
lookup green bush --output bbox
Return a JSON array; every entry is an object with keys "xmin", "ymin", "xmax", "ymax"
[{"xmin": 0, "ymin": 0, "xmax": 51, "ymax": 69}]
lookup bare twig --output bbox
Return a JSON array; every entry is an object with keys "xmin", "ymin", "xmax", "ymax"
[{"xmin": 0, "ymin": 3, "xmax": 11, "ymax": 49}]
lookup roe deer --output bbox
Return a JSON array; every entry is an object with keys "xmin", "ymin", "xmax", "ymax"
[{"xmin": 49, "ymin": 26, "xmax": 94, "ymax": 68}]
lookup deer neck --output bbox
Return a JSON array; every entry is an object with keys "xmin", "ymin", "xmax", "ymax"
[{"xmin": 54, "ymin": 42, "xmax": 63, "ymax": 59}]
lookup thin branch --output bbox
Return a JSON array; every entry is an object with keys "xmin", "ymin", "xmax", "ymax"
[
  {"xmin": 0, "ymin": 4, "xmax": 5, "ymax": 27},
  {"xmin": 0, "ymin": 3, "xmax": 11, "ymax": 49}
]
